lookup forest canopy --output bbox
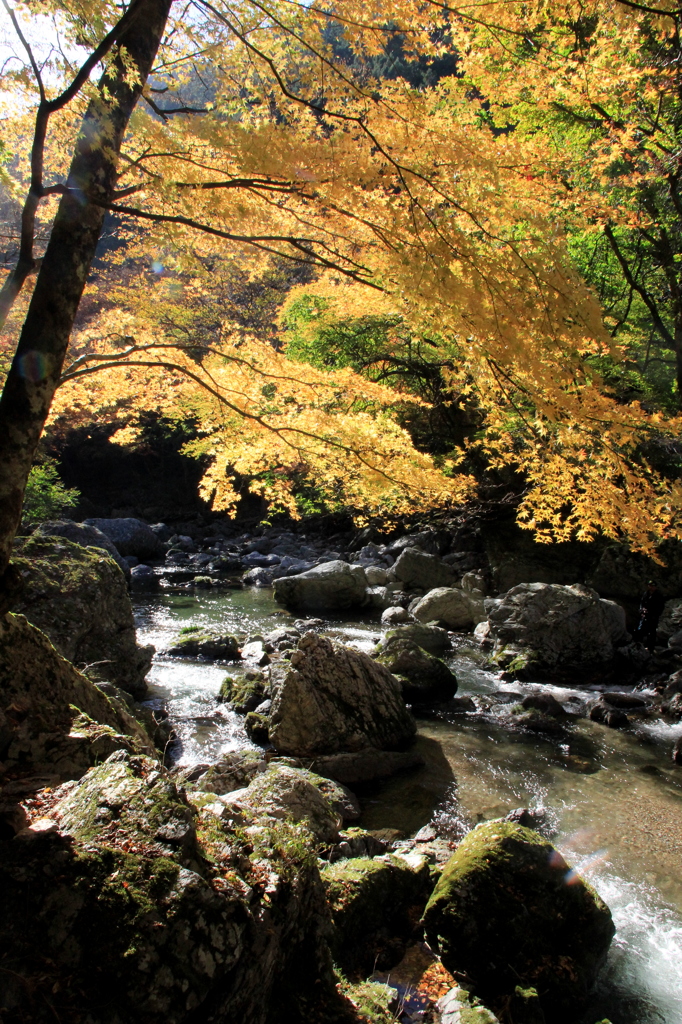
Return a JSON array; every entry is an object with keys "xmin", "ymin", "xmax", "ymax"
[{"xmin": 1, "ymin": 0, "xmax": 681, "ymax": 565}]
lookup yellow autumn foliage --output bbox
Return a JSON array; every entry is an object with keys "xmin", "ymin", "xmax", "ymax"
[{"xmin": 0, "ymin": 0, "xmax": 680, "ymax": 550}]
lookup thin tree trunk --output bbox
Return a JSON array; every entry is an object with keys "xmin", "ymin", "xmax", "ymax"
[
  {"xmin": 676, "ymin": 309, "xmax": 682, "ymax": 409},
  {"xmin": 0, "ymin": 0, "xmax": 173, "ymax": 611}
]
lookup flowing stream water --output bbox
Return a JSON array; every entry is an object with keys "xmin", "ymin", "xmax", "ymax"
[{"xmin": 135, "ymin": 587, "xmax": 682, "ymax": 1024}]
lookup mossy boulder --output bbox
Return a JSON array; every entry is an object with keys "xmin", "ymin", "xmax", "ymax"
[
  {"xmin": 233, "ymin": 765, "xmax": 342, "ymax": 845},
  {"xmin": 422, "ymin": 821, "xmax": 615, "ymax": 1021},
  {"xmin": 245, "ymin": 711, "xmax": 270, "ymax": 745},
  {"xmin": 13, "ymin": 535, "xmax": 153, "ymax": 698},
  {"xmin": 0, "ymin": 750, "xmax": 338, "ymax": 1024},
  {"xmin": 374, "ymin": 637, "xmax": 457, "ymax": 703},
  {"xmin": 0, "ymin": 613, "xmax": 156, "ymax": 784},
  {"xmin": 192, "ymin": 750, "xmax": 269, "ymax": 794},
  {"xmin": 380, "ymin": 622, "xmax": 450, "ymax": 655},
  {"xmin": 217, "ymin": 672, "xmax": 266, "ymax": 712},
  {"xmin": 167, "ymin": 626, "xmax": 241, "ymax": 661},
  {"xmin": 321, "ymin": 853, "xmax": 433, "ymax": 976},
  {"xmin": 56, "ymin": 751, "xmax": 198, "ymax": 863}
]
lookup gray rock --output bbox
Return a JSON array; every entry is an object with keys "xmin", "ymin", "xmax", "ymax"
[
  {"xmin": 669, "ymin": 629, "xmax": 682, "ymax": 651},
  {"xmin": 149, "ymin": 522, "xmax": 173, "ymax": 541},
  {"xmin": 309, "ymin": 776, "xmax": 361, "ymax": 821},
  {"xmin": 242, "ymin": 551, "xmax": 281, "ymax": 567},
  {"xmin": 366, "ymin": 585, "xmax": 393, "ymax": 609},
  {"xmin": 379, "ymin": 622, "xmax": 450, "ymax": 655},
  {"xmin": 374, "ymin": 637, "xmax": 458, "ymax": 703},
  {"xmin": 365, "ymin": 565, "xmax": 388, "ymax": 586},
  {"xmin": 505, "ymin": 807, "xmax": 546, "ymax": 830},
  {"xmin": 241, "ymin": 640, "xmax": 270, "ymax": 666},
  {"xmin": 232, "ymin": 764, "xmax": 341, "ymax": 844},
  {"xmin": 381, "ymin": 605, "xmax": 409, "ymax": 625},
  {"xmin": 601, "ymin": 691, "xmax": 648, "ymax": 709},
  {"xmin": 83, "ymin": 517, "xmax": 164, "ymax": 560},
  {"xmin": 33, "ymin": 520, "xmax": 129, "ymax": 575},
  {"xmin": 294, "ymin": 618, "xmax": 324, "ymax": 632},
  {"xmin": 411, "ymin": 587, "xmax": 473, "ymax": 630},
  {"xmin": 167, "ymin": 628, "xmax": 240, "ymax": 661},
  {"xmin": 243, "ymin": 567, "xmax": 276, "ymax": 587},
  {"xmin": 13, "ymin": 535, "xmax": 152, "ymax": 698},
  {"xmin": 187, "ymin": 750, "xmax": 269, "ymax": 794},
  {"xmin": 129, "ymin": 564, "xmax": 159, "ymax": 589},
  {"xmin": 393, "ymin": 548, "xmax": 456, "ymax": 590},
  {"xmin": 263, "ymin": 626, "xmax": 301, "ymax": 651},
  {"xmin": 589, "ymin": 702, "xmax": 630, "ymax": 728},
  {"xmin": 521, "ymin": 692, "xmax": 566, "ymax": 716},
  {"xmin": 1, "ymin": 751, "xmax": 337, "ymax": 1023},
  {"xmin": 0, "ymin": 614, "xmax": 156, "ymax": 781},
  {"xmin": 269, "ymin": 634, "xmax": 416, "ymax": 756},
  {"xmin": 487, "ymin": 582, "xmax": 627, "ymax": 671},
  {"xmin": 273, "ymin": 560, "xmax": 367, "ymax": 611},
  {"xmin": 461, "ymin": 571, "xmax": 488, "ymax": 624}
]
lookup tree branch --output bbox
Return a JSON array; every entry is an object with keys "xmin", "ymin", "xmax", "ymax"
[{"xmin": 604, "ymin": 225, "xmax": 675, "ymax": 349}]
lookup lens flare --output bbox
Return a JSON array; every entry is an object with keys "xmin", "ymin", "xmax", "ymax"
[{"xmin": 17, "ymin": 350, "xmax": 50, "ymax": 383}]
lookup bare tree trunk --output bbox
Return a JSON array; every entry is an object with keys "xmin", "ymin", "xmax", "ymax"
[{"xmin": 0, "ymin": 0, "xmax": 173, "ymax": 611}]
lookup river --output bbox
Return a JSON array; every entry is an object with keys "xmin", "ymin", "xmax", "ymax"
[{"xmin": 134, "ymin": 586, "xmax": 682, "ymax": 1024}]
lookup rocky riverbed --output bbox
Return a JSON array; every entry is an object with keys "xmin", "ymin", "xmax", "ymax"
[{"xmin": 3, "ymin": 516, "xmax": 682, "ymax": 1024}]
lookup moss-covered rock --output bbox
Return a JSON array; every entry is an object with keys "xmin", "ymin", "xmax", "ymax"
[
  {"xmin": 338, "ymin": 978, "xmax": 397, "ymax": 1022},
  {"xmin": 0, "ymin": 613, "xmax": 156, "ymax": 784},
  {"xmin": 0, "ymin": 750, "xmax": 339, "ymax": 1024},
  {"xmin": 375, "ymin": 637, "xmax": 457, "ymax": 703},
  {"xmin": 192, "ymin": 750, "xmax": 269, "ymax": 794},
  {"xmin": 321, "ymin": 853, "xmax": 433, "ymax": 976},
  {"xmin": 56, "ymin": 751, "xmax": 198, "ymax": 863},
  {"xmin": 437, "ymin": 986, "xmax": 501, "ymax": 1024},
  {"xmin": 234, "ymin": 765, "xmax": 342, "ymax": 845},
  {"xmin": 245, "ymin": 711, "xmax": 270, "ymax": 745},
  {"xmin": 218, "ymin": 672, "xmax": 266, "ymax": 712},
  {"xmin": 422, "ymin": 822, "xmax": 615, "ymax": 1021},
  {"xmin": 167, "ymin": 626, "xmax": 241, "ymax": 661},
  {"xmin": 13, "ymin": 534, "xmax": 153, "ymax": 697}
]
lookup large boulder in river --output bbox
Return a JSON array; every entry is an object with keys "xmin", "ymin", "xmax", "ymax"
[
  {"xmin": 379, "ymin": 622, "xmax": 450, "ymax": 655},
  {"xmin": 34, "ymin": 519, "xmax": 129, "ymax": 575},
  {"xmin": 392, "ymin": 547, "xmax": 457, "ymax": 590},
  {"xmin": 273, "ymin": 560, "xmax": 367, "ymax": 611},
  {"xmin": 166, "ymin": 627, "xmax": 241, "ymax": 661},
  {"xmin": 13, "ymin": 535, "xmax": 153, "ymax": 697},
  {"xmin": 485, "ymin": 582, "xmax": 626, "ymax": 672},
  {"xmin": 0, "ymin": 750, "xmax": 338, "ymax": 1024},
  {"xmin": 423, "ymin": 821, "xmax": 615, "ymax": 1021},
  {"xmin": 84, "ymin": 517, "xmax": 164, "ymax": 560},
  {"xmin": 375, "ymin": 637, "xmax": 458, "ymax": 703},
  {"xmin": 410, "ymin": 587, "xmax": 474, "ymax": 630},
  {"xmin": 0, "ymin": 613, "xmax": 155, "ymax": 783},
  {"xmin": 269, "ymin": 634, "xmax": 416, "ymax": 756}
]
